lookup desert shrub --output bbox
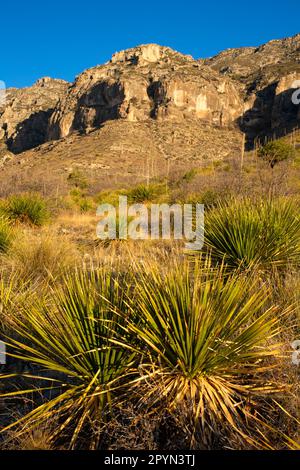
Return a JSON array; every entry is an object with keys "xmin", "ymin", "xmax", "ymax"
[
  {"xmin": 124, "ymin": 260, "xmax": 284, "ymax": 446},
  {"xmin": 67, "ymin": 169, "xmax": 88, "ymax": 189},
  {"xmin": 78, "ymin": 198, "xmax": 94, "ymax": 212},
  {"xmin": 1, "ymin": 193, "xmax": 49, "ymax": 226},
  {"xmin": 203, "ymin": 197, "xmax": 300, "ymax": 271},
  {"xmin": 95, "ymin": 184, "xmax": 166, "ymax": 207},
  {"xmin": 200, "ymin": 189, "xmax": 224, "ymax": 208},
  {"xmin": 181, "ymin": 168, "xmax": 199, "ymax": 183},
  {"xmin": 127, "ymin": 183, "xmax": 165, "ymax": 203},
  {"xmin": 68, "ymin": 189, "xmax": 94, "ymax": 213},
  {"xmin": 258, "ymin": 140, "xmax": 296, "ymax": 168},
  {"xmin": 95, "ymin": 189, "xmax": 127, "ymax": 206},
  {"xmin": 0, "ymin": 218, "xmax": 13, "ymax": 253}
]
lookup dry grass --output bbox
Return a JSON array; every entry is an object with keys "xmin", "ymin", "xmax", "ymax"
[
  {"xmin": 0, "ymin": 139, "xmax": 300, "ymax": 449},
  {"xmin": 3, "ymin": 228, "xmax": 79, "ymax": 283}
]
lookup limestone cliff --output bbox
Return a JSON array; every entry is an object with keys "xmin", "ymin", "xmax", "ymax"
[
  {"xmin": 1, "ymin": 36, "xmax": 299, "ymax": 156},
  {"xmin": 48, "ymin": 44, "xmax": 243, "ymax": 140},
  {"xmin": 0, "ymin": 77, "xmax": 69, "ymax": 153},
  {"xmin": 205, "ymin": 33, "xmax": 300, "ymax": 141}
]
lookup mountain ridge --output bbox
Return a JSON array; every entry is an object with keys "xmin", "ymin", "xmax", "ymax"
[{"xmin": 0, "ymin": 35, "xmax": 299, "ymax": 196}]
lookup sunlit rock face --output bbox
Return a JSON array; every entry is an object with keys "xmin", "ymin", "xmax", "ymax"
[
  {"xmin": 0, "ymin": 78, "xmax": 69, "ymax": 153},
  {"xmin": 2, "ymin": 35, "xmax": 300, "ymax": 153},
  {"xmin": 47, "ymin": 44, "xmax": 243, "ymax": 140}
]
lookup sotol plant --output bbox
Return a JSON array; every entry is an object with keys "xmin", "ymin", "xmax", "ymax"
[
  {"xmin": 122, "ymin": 260, "xmax": 284, "ymax": 446},
  {"xmin": 0, "ymin": 217, "xmax": 13, "ymax": 254},
  {"xmin": 1, "ymin": 193, "xmax": 49, "ymax": 226},
  {"xmin": 203, "ymin": 197, "xmax": 300, "ymax": 271},
  {"xmin": 0, "ymin": 260, "xmax": 289, "ymax": 449}
]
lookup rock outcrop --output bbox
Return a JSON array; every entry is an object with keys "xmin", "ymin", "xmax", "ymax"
[
  {"xmin": 47, "ymin": 44, "xmax": 243, "ymax": 140},
  {"xmin": 205, "ymin": 33, "xmax": 300, "ymax": 142},
  {"xmin": 0, "ymin": 77, "xmax": 69, "ymax": 153},
  {"xmin": 204, "ymin": 34, "xmax": 300, "ymax": 80},
  {"xmin": 1, "ymin": 36, "xmax": 299, "ymax": 154}
]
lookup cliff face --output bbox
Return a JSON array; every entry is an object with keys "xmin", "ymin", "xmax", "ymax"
[
  {"xmin": 205, "ymin": 33, "xmax": 300, "ymax": 141},
  {"xmin": 0, "ymin": 77, "xmax": 69, "ymax": 154},
  {"xmin": 47, "ymin": 44, "xmax": 243, "ymax": 140}
]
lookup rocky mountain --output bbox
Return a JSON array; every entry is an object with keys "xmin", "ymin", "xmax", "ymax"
[
  {"xmin": 205, "ymin": 33, "xmax": 300, "ymax": 142},
  {"xmin": 0, "ymin": 36, "xmax": 299, "ymax": 195},
  {"xmin": 48, "ymin": 44, "xmax": 243, "ymax": 141}
]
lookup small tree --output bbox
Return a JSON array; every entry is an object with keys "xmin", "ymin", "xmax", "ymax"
[{"xmin": 258, "ymin": 140, "xmax": 296, "ymax": 168}]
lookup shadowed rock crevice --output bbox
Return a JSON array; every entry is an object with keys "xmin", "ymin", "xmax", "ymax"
[
  {"xmin": 0, "ymin": 77, "xmax": 69, "ymax": 153},
  {"xmin": 206, "ymin": 34, "xmax": 300, "ymax": 146},
  {"xmin": 240, "ymin": 80, "xmax": 300, "ymax": 148},
  {"xmin": 6, "ymin": 109, "xmax": 53, "ymax": 153},
  {"xmin": 72, "ymin": 82, "xmax": 126, "ymax": 132}
]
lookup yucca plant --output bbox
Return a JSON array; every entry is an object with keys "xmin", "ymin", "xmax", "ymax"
[
  {"xmin": 0, "ymin": 267, "xmax": 138, "ymax": 449},
  {"xmin": 203, "ymin": 197, "xmax": 300, "ymax": 271},
  {"xmin": 1, "ymin": 193, "xmax": 49, "ymax": 226},
  {"xmin": 123, "ymin": 260, "xmax": 285, "ymax": 447}
]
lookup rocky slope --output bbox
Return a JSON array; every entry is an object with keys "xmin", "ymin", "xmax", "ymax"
[{"xmin": 0, "ymin": 119, "xmax": 243, "ymax": 196}]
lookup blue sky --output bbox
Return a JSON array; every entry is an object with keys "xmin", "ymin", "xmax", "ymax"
[{"xmin": 1, "ymin": 0, "xmax": 299, "ymax": 88}]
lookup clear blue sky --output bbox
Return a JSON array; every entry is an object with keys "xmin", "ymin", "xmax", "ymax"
[{"xmin": 1, "ymin": 0, "xmax": 299, "ymax": 88}]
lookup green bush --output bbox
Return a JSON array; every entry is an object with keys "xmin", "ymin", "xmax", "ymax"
[
  {"xmin": 0, "ymin": 261, "xmax": 284, "ymax": 448},
  {"xmin": 95, "ymin": 189, "xmax": 128, "ymax": 206},
  {"xmin": 0, "ymin": 268, "xmax": 136, "ymax": 449},
  {"xmin": 78, "ymin": 198, "xmax": 94, "ymax": 213},
  {"xmin": 203, "ymin": 197, "xmax": 300, "ymax": 271},
  {"xmin": 1, "ymin": 193, "xmax": 49, "ymax": 226},
  {"xmin": 67, "ymin": 169, "xmax": 88, "ymax": 189},
  {"xmin": 181, "ymin": 168, "xmax": 198, "ymax": 183},
  {"xmin": 258, "ymin": 140, "xmax": 296, "ymax": 168},
  {"xmin": 69, "ymin": 189, "xmax": 93, "ymax": 212},
  {"xmin": 127, "ymin": 183, "xmax": 165, "ymax": 203}
]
